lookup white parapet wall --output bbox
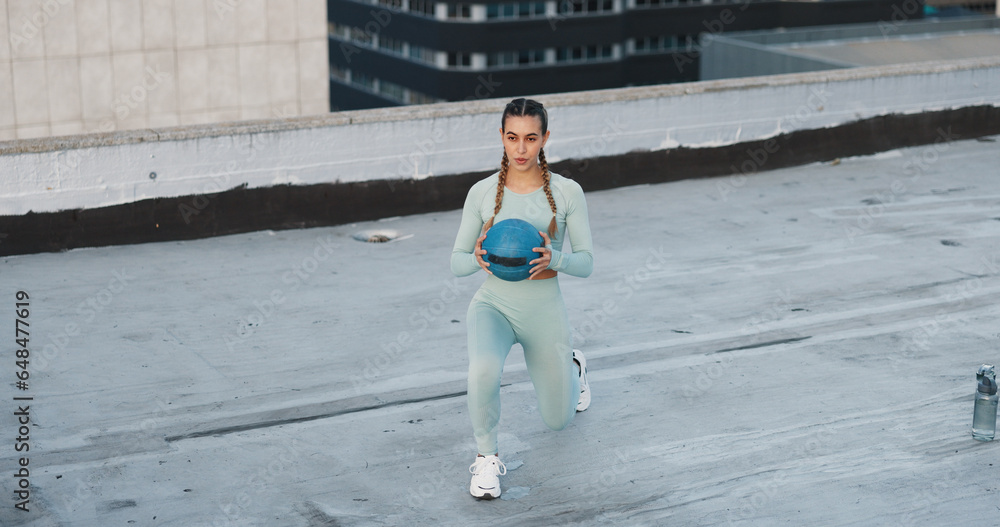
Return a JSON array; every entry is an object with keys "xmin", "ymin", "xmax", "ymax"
[{"xmin": 1, "ymin": 56, "xmax": 1000, "ymax": 217}]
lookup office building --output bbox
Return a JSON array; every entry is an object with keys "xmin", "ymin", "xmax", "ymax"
[{"xmin": 327, "ymin": 0, "xmax": 920, "ymax": 109}]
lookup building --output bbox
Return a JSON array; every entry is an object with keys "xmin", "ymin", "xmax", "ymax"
[
  {"xmin": 326, "ymin": 0, "xmax": 922, "ymax": 110},
  {"xmin": 0, "ymin": 0, "xmax": 329, "ymax": 141}
]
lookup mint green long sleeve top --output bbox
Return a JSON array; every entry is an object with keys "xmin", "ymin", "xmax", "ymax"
[{"xmin": 451, "ymin": 171, "xmax": 594, "ymax": 278}]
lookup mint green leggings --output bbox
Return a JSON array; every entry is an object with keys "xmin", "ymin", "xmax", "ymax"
[{"xmin": 466, "ymin": 275, "xmax": 580, "ymax": 455}]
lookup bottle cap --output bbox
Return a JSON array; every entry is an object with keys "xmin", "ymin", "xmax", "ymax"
[{"xmin": 978, "ymin": 376, "xmax": 998, "ymax": 396}]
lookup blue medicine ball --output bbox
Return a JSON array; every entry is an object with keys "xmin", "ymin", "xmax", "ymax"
[{"xmin": 482, "ymin": 218, "xmax": 544, "ymax": 282}]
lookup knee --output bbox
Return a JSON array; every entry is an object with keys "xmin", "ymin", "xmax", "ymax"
[
  {"xmin": 467, "ymin": 359, "xmax": 502, "ymax": 389},
  {"xmin": 539, "ymin": 407, "xmax": 574, "ymax": 431}
]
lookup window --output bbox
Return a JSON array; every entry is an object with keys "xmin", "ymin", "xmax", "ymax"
[
  {"xmin": 331, "ymin": 65, "xmax": 350, "ymax": 82},
  {"xmin": 447, "ymin": 3, "xmax": 471, "ymax": 18},
  {"xmin": 447, "ymin": 51, "xmax": 472, "ymax": 67},
  {"xmin": 633, "ymin": 0, "xmax": 672, "ymax": 8},
  {"xmin": 633, "ymin": 35, "xmax": 679, "ymax": 54},
  {"xmin": 487, "ymin": 1, "xmax": 545, "ymax": 18},
  {"xmin": 330, "ymin": 22, "xmax": 378, "ymax": 48},
  {"xmin": 408, "ymin": 91, "xmax": 439, "ymax": 105},
  {"xmin": 519, "ymin": 49, "xmax": 545, "ymax": 65},
  {"xmin": 378, "ymin": 0, "xmax": 403, "ymax": 8},
  {"xmin": 379, "ymin": 34, "xmax": 405, "ymax": 55},
  {"xmin": 349, "ymin": 26, "xmax": 374, "ymax": 46},
  {"xmin": 410, "ymin": 0, "xmax": 436, "ymax": 16},
  {"xmin": 487, "ymin": 48, "xmax": 545, "ymax": 68},
  {"xmin": 681, "ymin": 34, "xmax": 697, "ymax": 51},
  {"xmin": 352, "ymin": 71, "xmax": 375, "ymax": 90},
  {"xmin": 409, "ymin": 44, "xmax": 437, "ymax": 64},
  {"xmin": 488, "ymin": 51, "xmax": 515, "ymax": 67},
  {"xmin": 334, "ymin": 68, "xmax": 446, "ymax": 106},
  {"xmin": 556, "ymin": 44, "xmax": 612, "ymax": 63},
  {"xmin": 379, "ymin": 79, "xmax": 407, "ymax": 102},
  {"xmin": 329, "ymin": 27, "xmax": 456, "ymax": 69},
  {"xmin": 328, "ymin": 22, "xmax": 351, "ymax": 40},
  {"xmin": 556, "ymin": 0, "xmax": 613, "ymax": 15}
]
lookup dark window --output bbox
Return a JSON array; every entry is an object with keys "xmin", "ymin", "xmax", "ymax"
[
  {"xmin": 447, "ymin": 3, "xmax": 470, "ymax": 18},
  {"xmin": 447, "ymin": 52, "xmax": 471, "ymax": 67},
  {"xmin": 411, "ymin": 0, "xmax": 436, "ymax": 16}
]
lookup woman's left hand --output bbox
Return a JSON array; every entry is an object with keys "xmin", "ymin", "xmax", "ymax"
[{"xmin": 528, "ymin": 231, "xmax": 553, "ymax": 279}]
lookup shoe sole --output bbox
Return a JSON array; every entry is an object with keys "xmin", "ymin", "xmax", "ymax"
[{"xmin": 471, "ymin": 487, "xmax": 500, "ymax": 500}]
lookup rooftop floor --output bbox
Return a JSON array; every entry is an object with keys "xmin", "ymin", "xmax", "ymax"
[
  {"xmin": 781, "ymin": 30, "xmax": 1000, "ymax": 66},
  {"xmin": 2, "ymin": 135, "xmax": 999, "ymax": 526}
]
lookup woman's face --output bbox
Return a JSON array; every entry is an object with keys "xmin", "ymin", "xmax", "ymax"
[{"xmin": 501, "ymin": 115, "xmax": 550, "ymax": 174}]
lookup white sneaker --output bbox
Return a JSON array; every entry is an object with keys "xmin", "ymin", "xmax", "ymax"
[
  {"xmin": 574, "ymin": 348, "xmax": 591, "ymax": 412},
  {"xmin": 469, "ymin": 455, "xmax": 506, "ymax": 499}
]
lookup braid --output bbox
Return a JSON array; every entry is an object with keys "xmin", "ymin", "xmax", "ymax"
[
  {"xmin": 484, "ymin": 152, "xmax": 509, "ymax": 232},
  {"xmin": 539, "ymin": 148, "xmax": 558, "ymax": 239}
]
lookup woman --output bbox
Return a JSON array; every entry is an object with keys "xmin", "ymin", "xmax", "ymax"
[{"xmin": 450, "ymin": 98, "xmax": 595, "ymax": 499}]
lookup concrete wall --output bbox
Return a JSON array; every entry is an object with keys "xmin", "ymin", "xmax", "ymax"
[
  {"xmin": 1, "ymin": 56, "xmax": 1000, "ymax": 255},
  {"xmin": 3, "ymin": 56, "xmax": 1000, "ymax": 217},
  {"xmin": 0, "ymin": 0, "xmax": 329, "ymax": 141}
]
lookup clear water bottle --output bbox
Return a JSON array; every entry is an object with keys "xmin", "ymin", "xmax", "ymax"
[{"xmin": 972, "ymin": 367, "xmax": 998, "ymax": 442}]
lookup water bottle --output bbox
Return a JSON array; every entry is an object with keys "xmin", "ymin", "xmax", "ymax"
[{"xmin": 972, "ymin": 365, "xmax": 998, "ymax": 441}]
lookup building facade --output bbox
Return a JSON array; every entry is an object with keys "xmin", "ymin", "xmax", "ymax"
[
  {"xmin": 0, "ymin": 0, "xmax": 329, "ymax": 141},
  {"xmin": 327, "ymin": 0, "xmax": 922, "ymax": 110}
]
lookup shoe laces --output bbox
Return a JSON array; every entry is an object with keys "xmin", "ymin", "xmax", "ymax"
[{"xmin": 469, "ymin": 455, "xmax": 507, "ymax": 476}]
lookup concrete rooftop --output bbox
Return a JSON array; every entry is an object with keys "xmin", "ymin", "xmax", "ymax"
[
  {"xmin": 781, "ymin": 30, "xmax": 1000, "ymax": 66},
  {"xmin": 2, "ymin": 135, "xmax": 999, "ymax": 526}
]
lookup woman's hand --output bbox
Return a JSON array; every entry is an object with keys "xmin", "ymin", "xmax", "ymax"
[
  {"xmin": 474, "ymin": 230, "xmax": 492, "ymax": 275},
  {"xmin": 528, "ymin": 231, "xmax": 553, "ymax": 279}
]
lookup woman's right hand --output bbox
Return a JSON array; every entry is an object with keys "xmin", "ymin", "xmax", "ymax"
[{"xmin": 474, "ymin": 231, "xmax": 492, "ymax": 275}]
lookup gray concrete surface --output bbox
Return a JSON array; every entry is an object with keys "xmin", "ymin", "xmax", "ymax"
[
  {"xmin": 1, "ymin": 135, "xmax": 999, "ymax": 526},
  {"xmin": 698, "ymin": 18, "xmax": 1000, "ymax": 81},
  {"xmin": 782, "ymin": 32, "xmax": 1000, "ymax": 66}
]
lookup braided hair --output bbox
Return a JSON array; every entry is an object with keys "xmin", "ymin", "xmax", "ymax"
[{"xmin": 483, "ymin": 98, "xmax": 559, "ymax": 240}]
